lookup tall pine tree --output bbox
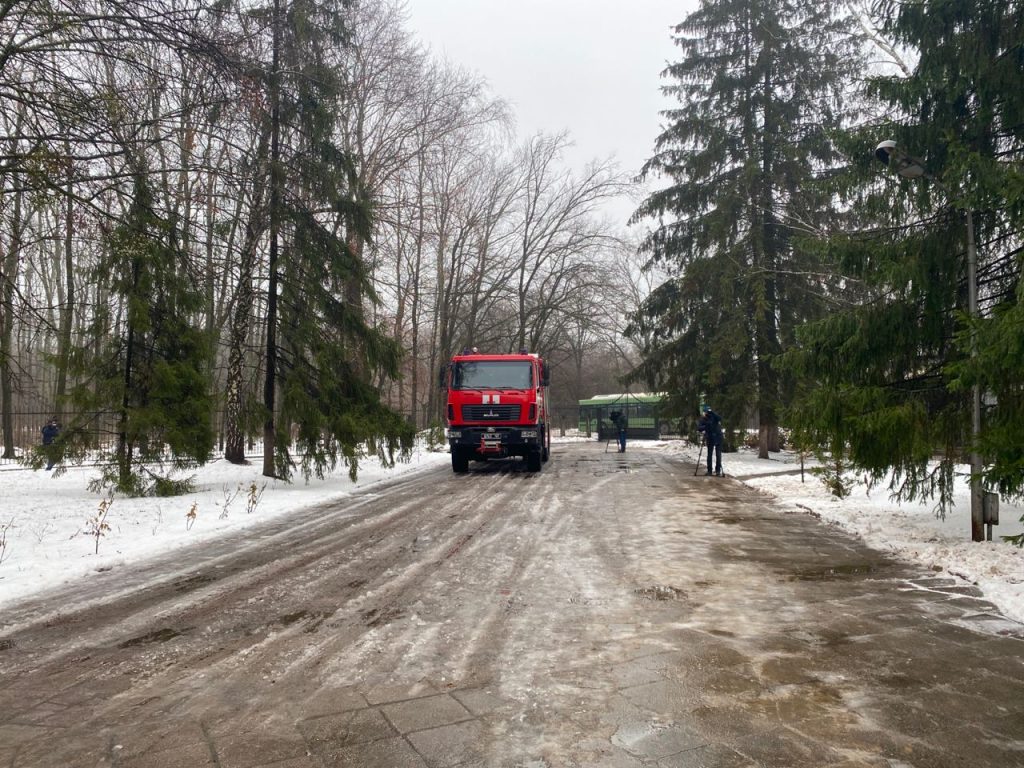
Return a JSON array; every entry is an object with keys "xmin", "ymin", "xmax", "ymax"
[
  {"xmin": 630, "ymin": 0, "xmax": 859, "ymax": 455},
  {"xmin": 260, "ymin": 0, "xmax": 413, "ymax": 481},
  {"xmin": 784, "ymin": 0, "xmax": 1024, "ymax": 520},
  {"xmin": 62, "ymin": 169, "xmax": 214, "ymax": 494}
]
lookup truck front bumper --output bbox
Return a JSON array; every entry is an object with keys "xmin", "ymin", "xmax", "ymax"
[{"xmin": 448, "ymin": 427, "xmax": 541, "ymax": 455}]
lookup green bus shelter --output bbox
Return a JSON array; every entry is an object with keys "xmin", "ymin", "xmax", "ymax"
[{"xmin": 578, "ymin": 393, "xmax": 665, "ymax": 441}]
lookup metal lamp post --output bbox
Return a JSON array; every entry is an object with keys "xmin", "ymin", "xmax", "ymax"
[{"xmin": 874, "ymin": 141, "xmax": 986, "ymax": 542}]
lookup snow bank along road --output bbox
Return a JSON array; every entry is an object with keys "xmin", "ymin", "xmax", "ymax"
[{"xmin": 0, "ymin": 442, "xmax": 1022, "ymax": 768}]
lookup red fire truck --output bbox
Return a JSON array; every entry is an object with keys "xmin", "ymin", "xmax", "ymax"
[{"xmin": 441, "ymin": 351, "xmax": 551, "ymax": 473}]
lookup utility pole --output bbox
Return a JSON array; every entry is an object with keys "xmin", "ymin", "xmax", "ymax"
[
  {"xmin": 965, "ymin": 209, "xmax": 984, "ymax": 541},
  {"xmin": 875, "ymin": 141, "xmax": 985, "ymax": 541}
]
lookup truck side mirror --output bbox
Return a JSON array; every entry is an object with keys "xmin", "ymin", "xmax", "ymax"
[{"xmin": 541, "ymin": 363, "xmax": 550, "ymax": 387}]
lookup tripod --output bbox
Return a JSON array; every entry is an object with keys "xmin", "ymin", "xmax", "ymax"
[
  {"xmin": 693, "ymin": 437, "xmax": 704, "ymax": 475},
  {"xmin": 605, "ymin": 427, "xmax": 622, "ymax": 453}
]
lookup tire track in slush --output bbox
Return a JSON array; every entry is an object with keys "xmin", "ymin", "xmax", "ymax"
[
  {"xmin": 0, "ymin": 465, "xmax": 509, "ymax": 689},
  {"xmin": 303, "ymin": 464, "xmax": 547, "ymax": 676},
  {"xmin": 335, "ymin": 455, "xmax": 577, "ymax": 694},
  {"xmin": 0, "ymin": 451, "xmax": 604, "ymax": 767}
]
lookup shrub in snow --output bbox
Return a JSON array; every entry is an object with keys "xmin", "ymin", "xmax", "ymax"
[
  {"xmin": 218, "ymin": 484, "xmax": 242, "ymax": 519},
  {"xmin": 0, "ymin": 518, "xmax": 12, "ymax": 564},
  {"xmin": 246, "ymin": 482, "xmax": 266, "ymax": 514},
  {"xmin": 812, "ymin": 451, "xmax": 854, "ymax": 499},
  {"xmin": 426, "ymin": 422, "xmax": 446, "ymax": 452},
  {"xmin": 152, "ymin": 475, "xmax": 197, "ymax": 497},
  {"xmin": 84, "ymin": 498, "xmax": 113, "ymax": 554}
]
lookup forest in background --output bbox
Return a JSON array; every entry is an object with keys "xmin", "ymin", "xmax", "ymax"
[
  {"xmin": 0, "ymin": 0, "xmax": 646, "ymax": 489},
  {"xmin": 631, "ymin": 0, "xmax": 1023, "ymax": 525},
  {"xmin": 2, "ymin": 0, "xmax": 1021, "ymax": 515}
]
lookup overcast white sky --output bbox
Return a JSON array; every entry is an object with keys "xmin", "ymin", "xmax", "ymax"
[{"xmin": 405, "ymin": 0, "xmax": 696, "ymax": 225}]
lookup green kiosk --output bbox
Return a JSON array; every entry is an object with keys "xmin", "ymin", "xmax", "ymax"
[{"xmin": 577, "ymin": 393, "xmax": 665, "ymax": 441}]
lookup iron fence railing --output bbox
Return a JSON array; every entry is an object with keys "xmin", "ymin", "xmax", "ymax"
[
  {"xmin": 0, "ymin": 411, "xmax": 235, "ymax": 468},
  {"xmin": 2, "ymin": 406, "xmax": 629, "ymax": 467}
]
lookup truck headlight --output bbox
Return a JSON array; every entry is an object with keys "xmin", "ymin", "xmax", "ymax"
[
  {"xmin": 521, "ymin": 430, "xmax": 538, "ymax": 438},
  {"xmin": 448, "ymin": 431, "xmax": 461, "ymax": 439}
]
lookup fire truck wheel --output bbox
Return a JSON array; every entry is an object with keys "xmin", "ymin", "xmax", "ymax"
[
  {"xmin": 452, "ymin": 447, "xmax": 469, "ymax": 474},
  {"xmin": 526, "ymin": 449, "xmax": 542, "ymax": 472}
]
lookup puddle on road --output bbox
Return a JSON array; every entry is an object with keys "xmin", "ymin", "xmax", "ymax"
[
  {"xmin": 708, "ymin": 629, "xmax": 736, "ymax": 638},
  {"xmin": 635, "ymin": 585, "xmax": 687, "ymax": 601},
  {"xmin": 957, "ymin": 612, "xmax": 1024, "ymax": 638},
  {"xmin": 173, "ymin": 573, "xmax": 215, "ymax": 593},
  {"xmin": 790, "ymin": 564, "xmax": 877, "ymax": 581},
  {"xmin": 879, "ymin": 672, "xmax": 925, "ymax": 690},
  {"xmin": 276, "ymin": 610, "xmax": 328, "ymax": 633},
  {"xmin": 713, "ymin": 516, "xmax": 781, "ymax": 525},
  {"xmin": 362, "ymin": 606, "xmax": 404, "ymax": 628},
  {"xmin": 118, "ymin": 627, "xmax": 187, "ymax": 648},
  {"xmin": 612, "ymin": 720, "xmax": 679, "ymax": 752}
]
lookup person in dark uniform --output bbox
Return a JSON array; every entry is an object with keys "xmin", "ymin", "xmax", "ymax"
[
  {"xmin": 697, "ymin": 405, "xmax": 723, "ymax": 476},
  {"xmin": 41, "ymin": 418, "xmax": 60, "ymax": 470},
  {"xmin": 610, "ymin": 410, "xmax": 628, "ymax": 453}
]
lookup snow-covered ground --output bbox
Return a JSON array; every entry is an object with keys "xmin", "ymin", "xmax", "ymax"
[{"xmin": 1, "ymin": 435, "xmax": 1021, "ymax": 626}]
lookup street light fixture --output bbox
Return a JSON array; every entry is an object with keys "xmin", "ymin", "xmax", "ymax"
[
  {"xmin": 874, "ymin": 140, "xmax": 986, "ymax": 542},
  {"xmin": 874, "ymin": 140, "xmax": 928, "ymax": 179}
]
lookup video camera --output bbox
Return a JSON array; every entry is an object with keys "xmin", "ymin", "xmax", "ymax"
[{"xmin": 609, "ymin": 410, "xmax": 621, "ymax": 420}]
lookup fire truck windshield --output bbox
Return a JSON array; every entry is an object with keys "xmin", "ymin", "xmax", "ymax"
[{"xmin": 453, "ymin": 361, "xmax": 533, "ymax": 390}]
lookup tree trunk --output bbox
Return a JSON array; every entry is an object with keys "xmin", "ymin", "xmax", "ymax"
[
  {"xmin": 0, "ymin": 171, "xmax": 25, "ymax": 459},
  {"xmin": 344, "ymin": 226, "xmax": 366, "ymax": 380},
  {"xmin": 117, "ymin": 257, "xmax": 140, "ymax": 488},
  {"xmin": 54, "ymin": 150, "xmax": 75, "ymax": 419},
  {"xmin": 755, "ymin": 64, "xmax": 781, "ymax": 460},
  {"xmin": 224, "ymin": 227, "xmax": 261, "ymax": 463},
  {"xmin": 224, "ymin": 126, "xmax": 269, "ymax": 463},
  {"xmin": 263, "ymin": 0, "xmax": 281, "ymax": 479}
]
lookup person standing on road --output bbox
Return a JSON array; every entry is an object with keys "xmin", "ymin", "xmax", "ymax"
[
  {"xmin": 41, "ymin": 418, "xmax": 60, "ymax": 471},
  {"xmin": 611, "ymin": 410, "xmax": 628, "ymax": 453},
  {"xmin": 697, "ymin": 405, "xmax": 723, "ymax": 476}
]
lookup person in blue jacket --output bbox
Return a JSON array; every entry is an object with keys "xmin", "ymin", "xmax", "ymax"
[
  {"xmin": 41, "ymin": 418, "xmax": 60, "ymax": 470},
  {"xmin": 697, "ymin": 406, "xmax": 723, "ymax": 476}
]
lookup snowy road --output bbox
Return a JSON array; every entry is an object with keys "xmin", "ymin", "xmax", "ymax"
[{"xmin": 0, "ymin": 442, "xmax": 1022, "ymax": 767}]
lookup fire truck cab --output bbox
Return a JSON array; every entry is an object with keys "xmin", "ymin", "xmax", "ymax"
[{"xmin": 441, "ymin": 351, "xmax": 551, "ymax": 473}]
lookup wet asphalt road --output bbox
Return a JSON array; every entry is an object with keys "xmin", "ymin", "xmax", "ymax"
[{"xmin": 0, "ymin": 441, "xmax": 1022, "ymax": 768}]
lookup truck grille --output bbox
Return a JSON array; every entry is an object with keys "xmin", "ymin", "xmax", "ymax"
[{"xmin": 461, "ymin": 404, "xmax": 521, "ymax": 421}]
